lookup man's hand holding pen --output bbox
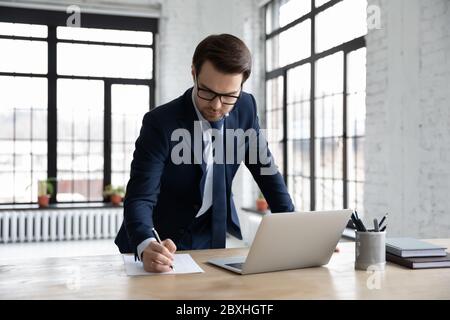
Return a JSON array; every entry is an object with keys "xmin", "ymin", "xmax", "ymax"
[{"xmin": 142, "ymin": 238, "xmax": 177, "ymax": 273}]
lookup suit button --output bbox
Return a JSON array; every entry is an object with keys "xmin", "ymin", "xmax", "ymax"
[
  {"xmin": 179, "ymin": 228, "xmax": 185, "ymax": 235},
  {"xmin": 193, "ymin": 204, "xmax": 200, "ymax": 211}
]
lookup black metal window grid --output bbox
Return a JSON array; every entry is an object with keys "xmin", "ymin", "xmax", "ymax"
[
  {"xmin": 264, "ymin": 0, "xmax": 367, "ymax": 212},
  {"xmin": 0, "ymin": 7, "xmax": 157, "ymax": 205}
]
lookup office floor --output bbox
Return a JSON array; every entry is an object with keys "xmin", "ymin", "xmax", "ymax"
[{"xmin": 0, "ymin": 236, "xmax": 246, "ymax": 261}]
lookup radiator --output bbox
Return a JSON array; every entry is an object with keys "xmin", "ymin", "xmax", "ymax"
[{"xmin": 0, "ymin": 208, "xmax": 123, "ymax": 243}]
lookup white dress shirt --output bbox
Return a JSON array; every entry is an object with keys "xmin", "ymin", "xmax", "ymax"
[{"xmin": 137, "ymin": 89, "xmax": 227, "ymax": 260}]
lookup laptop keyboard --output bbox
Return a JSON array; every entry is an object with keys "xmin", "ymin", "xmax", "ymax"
[{"xmin": 226, "ymin": 262, "xmax": 244, "ymax": 270}]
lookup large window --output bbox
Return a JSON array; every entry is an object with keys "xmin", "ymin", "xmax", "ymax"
[
  {"xmin": 0, "ymin": 23, "xmax": 48, "ymax": 204},
  {"xmin": 265, "ymin": 0, "xmax": 367, "ymax": 212},
  {"xmin": 0, "ymin": 7, "xmax": 156, "ymax": 205}
]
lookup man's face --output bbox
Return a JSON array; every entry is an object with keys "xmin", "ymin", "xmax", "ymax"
[{"xmin": 192, "ymin": 60, "xmax": 243, "ymax": 122}]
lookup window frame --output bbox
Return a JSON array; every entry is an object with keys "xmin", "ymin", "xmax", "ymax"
[
  {"xmin": 0, "ymin": 6, "xmax": 157, "ymax": 205},
  {"xmin": 264, "ymin": 0, "xmax": 366, "ymax": 211}
]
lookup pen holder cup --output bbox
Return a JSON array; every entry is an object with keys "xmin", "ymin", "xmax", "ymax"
[{"xmin": 355, "ymin": 231, "xmax": 386, "ymax": 271}]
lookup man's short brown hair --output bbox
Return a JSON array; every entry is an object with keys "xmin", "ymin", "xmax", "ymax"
[{"xmin": 192, "ymin": 34, "xmax": 252, "ymax": 83}]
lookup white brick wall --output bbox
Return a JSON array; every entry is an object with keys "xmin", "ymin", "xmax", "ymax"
[
  {"xmin": 156, "ymin": 0, "xmax": 263, "ymax": 105},
  {"xmin": 365, "ymin": 0, "xmax": 450, "ymax": 237}
]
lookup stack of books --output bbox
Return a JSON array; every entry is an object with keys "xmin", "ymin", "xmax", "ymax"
[{"xmin": 386, "ymin": 238, "xmax": 450, "ymax": 269}]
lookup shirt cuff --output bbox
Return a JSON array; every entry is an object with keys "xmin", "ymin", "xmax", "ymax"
[{"xmin": 137, "ymin": 237, "xmax": 156, "ymax": 261}]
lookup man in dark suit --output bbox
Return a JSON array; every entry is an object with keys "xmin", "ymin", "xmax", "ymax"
[{"xmin": 115, "ymin": 34, "xmax": 294, "ymax": 272}]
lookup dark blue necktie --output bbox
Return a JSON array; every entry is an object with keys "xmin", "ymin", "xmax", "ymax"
[{"xmin": 209, "ymin": 118, "xmax": 227, "ymax": 248}]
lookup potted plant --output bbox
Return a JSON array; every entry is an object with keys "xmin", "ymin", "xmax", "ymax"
[
  {"xmin": 37, "ymin": 179, "xmax": 54, "ymax": 208},
  {"xmin": 103, "ymin": 184, "xmax": 125, "ymax": 206},
  {"xmin": 256, "ymin": 192, "xmax": 269, "ymax": 212}
]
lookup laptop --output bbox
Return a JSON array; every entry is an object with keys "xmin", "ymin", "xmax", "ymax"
[{"xmin": 208, "ymin": 209, "xmax": 353, "ymax": 275}]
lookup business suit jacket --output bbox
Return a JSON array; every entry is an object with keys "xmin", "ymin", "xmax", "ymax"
[{"xmin": 115, "ymin": 88, "xmax": 294, "ymax": 255}]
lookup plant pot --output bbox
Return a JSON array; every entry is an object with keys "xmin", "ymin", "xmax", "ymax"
[
  {"xmin": 38, "ymin": 195, "xmax": 50, "ymax": 208},
  {"xmin": 256, "ymin": 198, "xmax": 268, "ymax": 212},
  {"xmin": 110, "ymin": 194, "xmax": 122, "ymax": 206}
]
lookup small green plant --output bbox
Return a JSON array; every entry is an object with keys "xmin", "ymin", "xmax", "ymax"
[
  {"xmin": 37, "ymin": 179, "xmax": 54, "ymax": 197},
  {"xmin": 103, "ymin": 184, "xmax": 125, "ymax": 198}
]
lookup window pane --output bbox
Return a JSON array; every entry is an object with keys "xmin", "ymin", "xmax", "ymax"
[
  {"xmin": 315, "ymin": 137, "xmax": 343, "ymax": 179},
  {"xmin": 0, "ymin": 39, "xmax": 47, "ymax": 73},
  {"xmin": 316, "ymin": 0, "xmax": 367, "ymax": 53},
  {"xmin": 315, "ymin": 94, "xmax": 343, "ymax": 138},
  {"xmin": 112, "ymin": 173, "xmax": 127, "ymax": 191},
  {"xmin": 0, "ymin": 22, "xmax": 47, "ymax": 37},
  {"xmin": 268, "ymin": 141, "xmax": 284, "ymax": 174},
  {"xmin": 111, "ymin": 84, "xmax": 149, "ymax": 189},
  {"xmin": 88, "ymin": 173, "xmax": 103, "ymax": 200},
  {"xmin": 266, "ymin": 19, "xmax": 310, "ymax": 71},
  {"xmin": 347, "ymin": 48, "xmax": 366, "ymax": 137},
  {"xmin": 288, "ymin": 139, "xmax": 310, "ymax": 210},
  {"xmin": 316, "ymin": 52, "xmax": 343, "ymax": 139},
  {"xmin": 32, "ymin": 109, "xmax": 47, "ymax": 140},
  {"xmin": 14, "ymin": 172, "xmax": 31, "ymax": 203},
  {"xmin": 316, "ymin": 52, "xmax": 343, "ymax": 97},
  {"xmin": 346, "ymin": 48, "xmax": 366, "ymax": 212},
  {"xmin": 57, "ymin": 26, "xmax": 153, "ymax": 45},
  {"xmin": 279, "ymin": 0, "xmax": 311, "ymax": 27},
  {"xmin": 57, "ymin": 43, "xmax": 152, "ymax": 79},
  {"xmin": 112, "ymin": 143, "xmax": 125, "ymax": 172},
  {"xmin": 0, "ymin": 147, "xmax": 13, "ymax": 172},
  {"xmin": 266, "ymin": 77, "xmax": 284, "ymax": 142},
  {"xmin": 57, "ymin": 79, "xmax": 104, "ymax": 202},
  {"xmin": 266, "ymin": 76, "xmax": 284, "ymax": 174},
  {"xmin": 266, "ymin": 76, "xmax": 284, "ymax": 113},
  {"xmin": 288, "ymin": 175, "xmax": 310, "ymax": 212},
  {"xmin": 347, "ymin": 137, "xmax": 364, "ymax": 182},
  {"xmin": 58, "ymin": 79, "xmax": 104, "ymax": 141},
  {"xmin": 314, "ymin": 50, "xmax": 356, "ymax": 210},
  {"xmin": 0, "ymin": 173, "xmax": 14, "ymax": 203},
  {"xmin": 112, "ymin": 84, "xmax": 149, "ymax": 142},
  {"xmin": 287, "ymin": 63, "xmax": 310, "ymax": 140},
  {"xmin": 15, "ymin": 108, "xmax": 32, "ymax": 140},
  {"xmin": 315, "ymin": 137, "xmax": 344, "ymax": 210},
  {"xmin": 348, "ymin": 181, "xmax": 364, "ymax": 212},
  {"xmin": 0, "ymin": 76, "xmax": 47, "ymax": 204},
  {"xmin": 266, "ymin": 0, "xmax": 311, "ymax": 34},
  {"xmin": 286, "ymin": 62, "xmax": 311, "ymax": 210},
  {"xmin": 316, "ymin": 178, "xmax": 343, "ymax": 210}
]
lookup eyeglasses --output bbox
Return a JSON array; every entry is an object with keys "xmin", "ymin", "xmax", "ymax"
[{"xmin": 196, "ymin": 78, "xmax": 242, "ymax": 106}]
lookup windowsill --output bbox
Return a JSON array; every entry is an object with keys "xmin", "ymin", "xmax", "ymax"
[{"xmin": 0, "ymin": 202, "xmax": 123, "ymax": 211}]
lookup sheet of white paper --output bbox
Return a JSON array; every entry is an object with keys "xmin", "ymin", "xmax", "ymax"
[{"xmin": 122, "ymin": 254, "xmax": 204, "ymax": 276}]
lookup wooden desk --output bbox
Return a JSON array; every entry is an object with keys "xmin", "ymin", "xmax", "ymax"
[{"xmin": 1, "ymin": 239, "xmax": 450, "ymax": 299}]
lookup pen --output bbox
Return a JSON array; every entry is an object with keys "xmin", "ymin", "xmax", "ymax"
[
  {"xmin": 357, "ymin": 218, "xmax": 367, "ymax": 232},
  {"xmin": 151, "ymin": 227, "xmax": 174, "ymax": 271},
  {"xmin": 351, "ymin": 213, "xmax": 362, "ymax": 231},
  {"xmin": 374, "ymin": 218, "xmax": 379, "ymax": 232},
  {"xmin": 380, "ymin": 225, "xmax": 386, "ymax": 232},
  {"xmin": 351, "ymin": 212, "xmax": 366, "ymax": 232},
  {"xmin": 378, "ymin": 213, "xmax": 388, "ymax": 229}
]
